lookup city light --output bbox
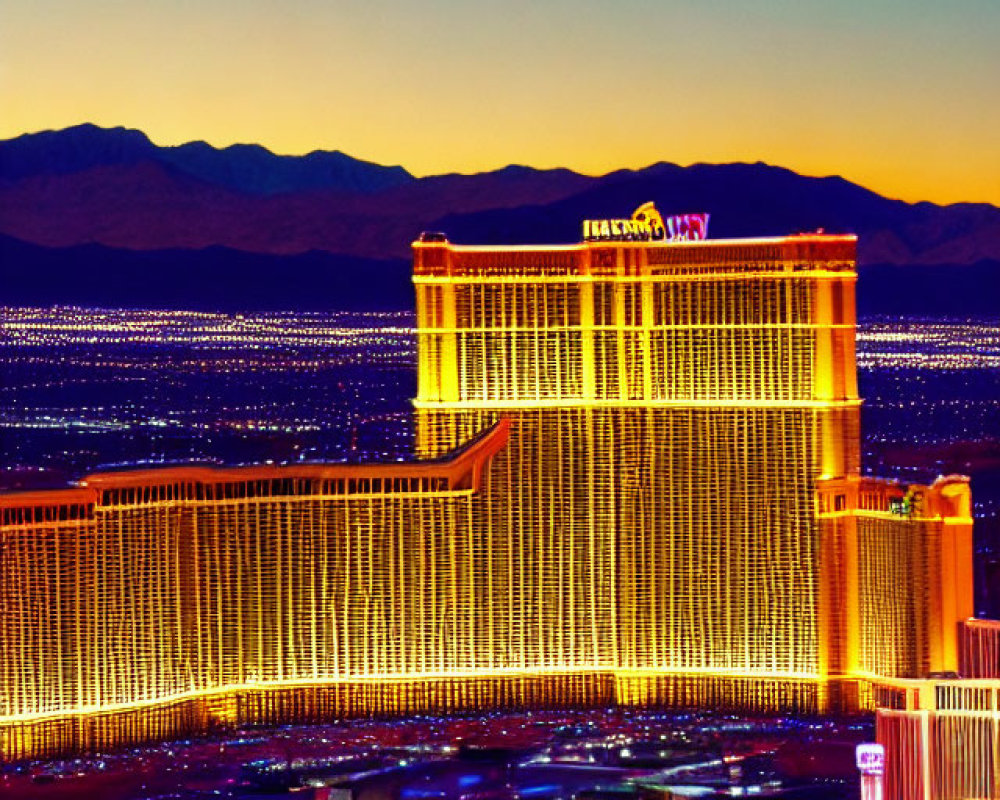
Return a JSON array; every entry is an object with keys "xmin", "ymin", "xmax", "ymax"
[{"xmin": 0, "ymin": 232, "xmax": 989, "ymax": 796}]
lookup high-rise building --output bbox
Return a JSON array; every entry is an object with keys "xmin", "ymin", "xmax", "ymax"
[
  {"xmin": 0, "ymin": 212, "xmax": 977, "ymax": 761},
  {"xmin": 412, "ymin": 229, "xmax": 972, "ymax": 711}
]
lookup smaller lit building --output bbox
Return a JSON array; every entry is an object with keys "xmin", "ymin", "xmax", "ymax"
[
  {"xmin": 876, "ymin": 661, "xmax": 1000, "ymax": 800},
  {"xmin": 875, "ymin": 619, "xmax": 1000, "ymax": 799}
]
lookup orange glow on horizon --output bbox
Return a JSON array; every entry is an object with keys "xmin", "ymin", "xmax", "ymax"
[{"xmin": 1, "ymin": 1, "xmax": 998, "ymax": 206}]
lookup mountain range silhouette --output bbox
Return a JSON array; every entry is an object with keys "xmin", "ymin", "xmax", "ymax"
[{"xmin": 1, "ymin": 124, "xmax": 997, "ymax": 312}]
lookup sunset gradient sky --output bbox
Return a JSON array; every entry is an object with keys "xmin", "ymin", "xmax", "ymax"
[{"xmin": 2, "ymin": 0, "xmax": 998, "ymax": 205}]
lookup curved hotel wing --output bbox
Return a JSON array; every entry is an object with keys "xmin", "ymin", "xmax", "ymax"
[{"xmin": 0, "ymin": 229, "xmax": 977, "ymax": 767}]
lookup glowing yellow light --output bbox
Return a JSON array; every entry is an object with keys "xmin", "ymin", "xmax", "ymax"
[{"xmin": 0, "ymin": 230, "xmax": 975, "ymax": 761}]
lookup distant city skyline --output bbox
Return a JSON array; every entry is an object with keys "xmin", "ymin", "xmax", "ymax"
[{"xmin": 2, "ymin": 0, "xmax": 998, "ymax": 206}]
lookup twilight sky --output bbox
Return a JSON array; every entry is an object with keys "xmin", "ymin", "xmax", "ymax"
[{"xmin": 2, "ymin": 0, "xmax": 998, "ymax": 205}]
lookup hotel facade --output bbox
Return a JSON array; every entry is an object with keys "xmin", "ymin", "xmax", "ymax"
[{"xmin": 0, "ymin": 218, "xmax": 987, "ymax": 792}]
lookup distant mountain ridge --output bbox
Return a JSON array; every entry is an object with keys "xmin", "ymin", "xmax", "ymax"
[
  {"xmin": 0, "ymin": 123, "xmax": 413, "ymax": 195},
  {"xmin": 1, "ymin": 124, "xmax": 999, "ymax": 271}
]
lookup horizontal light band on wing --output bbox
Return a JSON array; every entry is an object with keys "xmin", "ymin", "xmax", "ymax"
[
  {"xmin": 415, "ymin": 323, "xmax": 856, "ymax": 333},
  {"xmin": 0, "ymin": 667, "xmax": 825, "ymax": 725},
  {"xmin": 411, "ymin": 399, "xmax": 863, "ymax": 410},
  {"xmin": 414, "ymin": 270, "xmax": 856, "ymax": 285}
]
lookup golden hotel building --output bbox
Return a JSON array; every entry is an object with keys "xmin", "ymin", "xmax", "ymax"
[
  {"xmin": 412, "ymin": 231, "xmax": 971, "ymax": 704},
  {"xmin": 0, "ymin": 217, "xmax": 980, "ymax": 773}
]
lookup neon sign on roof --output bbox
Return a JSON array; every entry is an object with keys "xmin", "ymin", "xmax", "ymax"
[{"xmin": 582, "ymin": 202, "xmax": 710, "ymax": 243}]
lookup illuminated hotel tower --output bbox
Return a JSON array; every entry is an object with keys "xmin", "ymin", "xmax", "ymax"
[
  {"xmin": 0, "ymin": 216, "xmax": 975, "ymax": 761},
  {"xmin": 413, "ymin": 229, "xmax": 971, "ymax": 708}
]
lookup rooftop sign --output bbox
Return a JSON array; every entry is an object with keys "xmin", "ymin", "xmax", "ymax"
[{"xmin": 583, "ymin": 202, "xmax": 710, "ymax": 243}]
